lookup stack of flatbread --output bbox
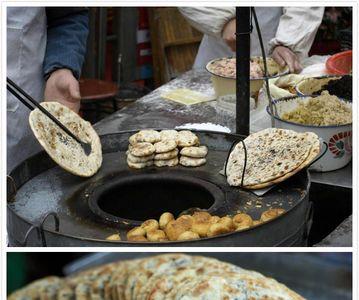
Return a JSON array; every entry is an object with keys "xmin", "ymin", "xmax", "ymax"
[
  {"xmin": 8, "ymin": 254, "xmax": 305, "ymax": 300},
  {"xmin": 179, "ymin": 144, "xmax": 208, "ymax": 167},
  {"xmin": 29, "ymin": 102, "xmax": 102, "ymax": 177},
  {"xmin": 226, "ymin": 128, "xmax": 320, "ymax": 189},
  {"xmin": 122, "ymin": 208, "xmax": 285, "ymax": 242},
  {"xmin": 127, "ymin": 129, "xmax": 207, "ymax": 169}
]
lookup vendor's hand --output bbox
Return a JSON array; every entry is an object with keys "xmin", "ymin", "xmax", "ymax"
[
  {"xmin": 44, "ymin": 69, "xmax": 81, "ymax": 113},
  {"xmin": 272, "ymin": 46, "xmax": 302, "ymax": 74},
  {"xmin": 222, "ymin": 18, "xmax": 236, "ymax": 52}
]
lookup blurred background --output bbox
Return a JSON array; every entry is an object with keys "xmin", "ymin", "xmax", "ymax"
[
  {"xmin": 79, "ymin": 7, "xmax": 352, "ymax": 123},
  {"xmin": 8, "ymin": 252, "xmax": 352, "ymax": 299}
]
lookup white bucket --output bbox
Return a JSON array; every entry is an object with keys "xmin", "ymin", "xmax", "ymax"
[{"xmin": 266, "ymin": 96, "xmax": 352, "ymax": 172}]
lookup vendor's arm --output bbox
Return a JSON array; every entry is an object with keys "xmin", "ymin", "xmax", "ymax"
[
  {"xmin": 179, "ymin": 7, "xmax": 236, "ymax": 50},
  {"xmin": 269, "ymin": 7, "xmax": 324, "ymax": 73},
  {"xmin": 43, "ymin": 8, "xmax": 89, "ymax": 112}
]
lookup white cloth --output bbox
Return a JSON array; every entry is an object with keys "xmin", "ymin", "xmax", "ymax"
[
  {"xmin": 7, "ymin": 8, "xmax": 47, "ymax": 172},
  {"xmin": 251, "ymin": 55, "xmax": 329, "ymax": 133},
  {"xmin": 179, "ymin": 7, "xmax": 324, "ymax": 69}
]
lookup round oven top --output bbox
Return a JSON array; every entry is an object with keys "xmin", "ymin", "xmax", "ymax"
[{"xmin": 7, "ymin": 130, "xmax": 310, "ymax": 246}]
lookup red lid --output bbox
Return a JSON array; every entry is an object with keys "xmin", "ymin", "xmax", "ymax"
[{"xmin": 325, "ymin": 50, "xmax": 352, "ymax": 75}]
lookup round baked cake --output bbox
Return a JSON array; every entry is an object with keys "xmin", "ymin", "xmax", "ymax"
[{"xmin": 29, "ymin": 102, "xmax": 102, "ymax": 177}]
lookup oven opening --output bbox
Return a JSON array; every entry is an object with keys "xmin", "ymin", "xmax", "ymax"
[{"xmin": 88, "ymin": 173, "xmax": 222, "ymax": 225}]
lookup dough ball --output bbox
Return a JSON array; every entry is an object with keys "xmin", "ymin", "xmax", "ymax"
[
  {"xmin": 141, "ymin": 219, "xmax": 159, "ymax": 233},
  {"xmin": 159, "ymin": 212, "xmax": 175, "ymax": 229},
  {"xmin": 191, "ymin": 220, "xmax": 212, "ymax": 238},
  {"xmin": 165, "ymin": 216, "xmax": 193, "ymax": 241},
  {"xmin": 207, "ymin": 223, "xmax": 231, "ymax": 237},
  {"xmin": 127, "ymin": 226, "xmax": 146, "ymax": 239},
  {"xmin": 233, "ymin": 213, "xmax": 253, "ymax": 230},
  {"xmin": 177, "ymin": 214, "xmax": 194, "ymax": 225},
  {"xmin": 218, "ymin": 216, "xmax": 234, "ymax": 230},
  {"xmin": 177, "ymin": 231, "xmax": 200, "ymax": 241},
  {"xmin": 210, "ymin": 216, "xmax": 221, "ymax": 224},
  {"xmin": 106, "ymin": 233, "xmax": 121, "ymax": 241},
  {"xmin": 192, "ymin": 211, "xmax": 212, "ymax": 222},
  {"xmin": 128, "ymin": 235, "xmax": 148, "ymax": 242},
  {"xmin": 253, "ymin": 220, "xmax": 263, "ymax": 226},
  {"xmin": 147, "ymin": 229, "xmax": 168, "ymax": 242},
  {"xmin": 261, "ymin": 208, "xmax": 285, "ymax": 222}
]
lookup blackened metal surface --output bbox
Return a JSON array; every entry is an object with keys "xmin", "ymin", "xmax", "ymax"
[{"xmin": 8, "ymin": 130, "xmax": 310, "ymax": 247}]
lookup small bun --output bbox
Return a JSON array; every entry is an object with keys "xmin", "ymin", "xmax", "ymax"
[
  {"xmin": 177, "ymin": 231, "xmax": 200, "ymax": 241},
  {"xmin": 127, "ymin": 226, "xmax": 146, "ymax": 239},
  {"xmin": 207, "ymin": 223, "xmax": 231, "ymax": 237},
  {"xmin": 147, "ymin": 229, "xmax": 168, "ymax": 242},
  {"xmin": 141, "ymin": 219, "xmax": 159, "ymax": 233},
  {"xmin": 159, "ymin": 212, "xmax": 175, "ymax": 229}
]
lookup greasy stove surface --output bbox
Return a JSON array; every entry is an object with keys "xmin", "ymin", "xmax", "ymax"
[{"xmin": 9, "ymin": 131, "xmax": 309, "ymax": 244}]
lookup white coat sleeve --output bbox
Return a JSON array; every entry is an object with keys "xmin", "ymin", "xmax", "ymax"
[
  {"xmin": 268, "ymin": 7, "xmax": 324, "ymax": 59},
  {"xmin": 178, "ymin": 7, "xmax": 236, "ymax": 38}
]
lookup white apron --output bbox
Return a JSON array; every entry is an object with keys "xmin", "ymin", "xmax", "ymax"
[
  {"xmin": 194, "ymin": 7, "xmax": 283, "ymax": 69},
  {"xmin": 7, "ymin": 8, "xmax": 47, "ymax": 172}
]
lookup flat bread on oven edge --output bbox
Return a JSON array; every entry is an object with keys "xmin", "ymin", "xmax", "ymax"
[
  {"xmin": 226, "ymin": 128, "xmax": 320, "ymax": 189},
  {"xmin": 29, "ymin": 102, "xmax": 102, "ymax": 177}
]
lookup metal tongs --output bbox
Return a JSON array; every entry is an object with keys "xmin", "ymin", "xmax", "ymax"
[{"xmin": 7, "ymin": 78, "xmax": 92, "ymax": 156}]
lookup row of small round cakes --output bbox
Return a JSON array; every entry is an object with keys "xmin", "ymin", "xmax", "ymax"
[
  {"xmin": 106, "ymin": 208, "xmax": 286, "ymax": 242},
  {"xmin": 126, "ymin": 129, "xmax": 208, "ymax": 169}
]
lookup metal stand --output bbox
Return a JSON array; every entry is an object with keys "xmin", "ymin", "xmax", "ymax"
[
  {"xmin": 235, "ymin": 7, "xmax": 251, "ymax": 136},
  {"xmin": 18, "ymin": 212, "xmax": 60, "ymax": 247}
]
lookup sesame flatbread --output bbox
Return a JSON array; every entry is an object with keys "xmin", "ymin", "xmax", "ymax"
[
  {"xmin": 180, "ymin": 145, "xmax": 208, "ymax": 158},
  {"xmin": 129, "ymin": 142, "xmax": 155, "ymax": 157},
  {"xmin": 8, "ymin": 254, "xmax": 305, "ymax": 300},
  {"xmin": 129, "ymin": 130, "xmax": 161, "ymax": 145},
  {"xmin": 244, "ymin": 139, "xmax": 320, "ymax": 190},
  {"xmin": 29, "ymin": 102, "xmax": 102, "ymax": 177},
  {"xmin": 226, "ymin": 128, "xmax": 319, "ymax": 188},
  {"xmin": 160, "ymin": 130, "xmax": 178, "ymax": 141},
  {"xmin": 125, "ymin": 254, "xmax": 193, "ymax": 300},
  {"xmin": 8, "ymin": 276, "xmax": 62, "ymax": 300},
  {"xmin": 127, "ymin": 153, "xmax": 154, "ymax": 163},
  {"xmin": 154, "ymin": 140, "xmax": 177, "ymax": 153},
  {"xmin": 177, "ymin": 130, "xmax": 199, "ymax": 147},
  {"xmin": 127, "ymin": 160, "xmax": 154, "ymax": 169},
  {"xmin": 154, "ymin": 148, "xmax": 178, "ymax": 160},
  {"xmin": 179, "ymin": 156, "xmax": 206, "ymax": 167},
  {"xmin": 154, "ymin": 157, "xmax": 179, "ymax": 167}
]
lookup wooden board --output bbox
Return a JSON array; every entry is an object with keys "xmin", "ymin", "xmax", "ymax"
[{"xmin": 148, "ymin": 7, "xmax": 203, "ymax": 86}]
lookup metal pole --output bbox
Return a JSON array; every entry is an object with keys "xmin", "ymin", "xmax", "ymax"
[
  {"xmin": 98, "ymin": 8, "xmax": 108, "ymax": 79},
  {"xmin": 236, "ymin": 7, "xmax": 250, "ymax": 136}
]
